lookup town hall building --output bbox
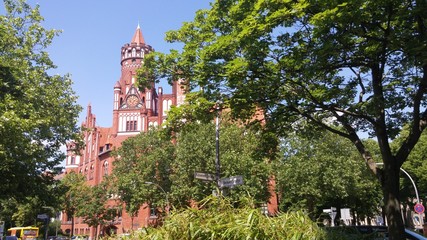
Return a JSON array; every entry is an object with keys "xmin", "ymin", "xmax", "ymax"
[{"xmin": 61, "ymin": 25, "xmax": 186, "ymax": 238}]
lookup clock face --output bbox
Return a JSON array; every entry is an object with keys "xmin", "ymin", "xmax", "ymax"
[{"xmin": 126, "ymin": 95, "xmax": 139, "ymax": 107}]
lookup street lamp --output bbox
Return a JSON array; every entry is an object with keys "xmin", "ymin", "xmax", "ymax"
[
  {"xmin": 144, "ymin": 182, "xmax": 169, "ymax": 211},
  {"xmin": 215, "ymin": 100, "xmax": 222, "ymax": 187}
]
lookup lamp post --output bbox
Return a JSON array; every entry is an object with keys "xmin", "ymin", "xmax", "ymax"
[
  {"xmin": 42, "ymin": 206, "xmax": 57, "ymax": 240},
  {"xmin": 215, "ymin": 100, "xmax": 222, "ymax": 187},
  {"xmin": 144, "ymin": 182, "xmax": 169, "ymax": 213}
]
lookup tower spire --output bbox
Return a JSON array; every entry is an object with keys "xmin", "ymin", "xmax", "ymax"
[{"xmin": 131, "ymin": 23, "xmax": 145, "ymax": 45}]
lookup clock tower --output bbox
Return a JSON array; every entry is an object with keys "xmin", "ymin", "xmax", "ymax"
[{"xmin": 112, "ymin": 24, "xmax": 156, "ymax": 136}]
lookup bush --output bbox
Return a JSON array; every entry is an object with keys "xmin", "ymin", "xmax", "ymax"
[{"xmin": 113, "ymin": 196, "xmax": 327, "ymax": 240}]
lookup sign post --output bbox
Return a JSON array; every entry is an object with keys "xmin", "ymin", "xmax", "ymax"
[
  {"xmin": 323, "ymin": 207, "xmax": 337, "ymax": 226},
  {"xmin": 414, "ymin": 203, "xmax": 425, "ymax": 214}
]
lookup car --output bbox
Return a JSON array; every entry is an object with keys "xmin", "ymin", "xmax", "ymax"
[
  {"xmin": 325, "ymin": 225, "xmax": 427, "ymax": 240},
  {"xmin": 56, "ymin": 236, "xmax": 70, "ymax": 240},
  {"xmin": 70, "ymin": 236, "xmax": 88, "ymax": 240}
]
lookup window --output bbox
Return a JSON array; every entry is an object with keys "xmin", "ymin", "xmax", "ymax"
[
  {"xmin": 70, "ymin": 156, "xmax": 75, "ymax": 165},
  {"xmin": 117, "ymin": 208, "xmax": 122, "ymax": 220},
  {"xmin": 89, "ymin": 165, "xmax": 94, "ymax": 180},
  {"xmin": 103, "ymin": 161, "xmax": 109, "ymax": 176},
  {"xmin": 150, "ymin": 207, "xmax": 157, "ymax": 217},
  {"xmin": 126, "ymin": 120, "xmax": 137, "ymax": 131}
]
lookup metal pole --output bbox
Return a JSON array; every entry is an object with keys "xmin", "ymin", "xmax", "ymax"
[
  {"xmin": 215, "ymin": 100, "xmax": 221, "ymax": 187},
  {"xmin": 42, "ymin": 206, "xmax": 55, "ymax": 239}
]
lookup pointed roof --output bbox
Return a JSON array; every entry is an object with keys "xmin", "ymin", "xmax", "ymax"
[
  {"xmin": 114, "ymin": 81, "xmax": 121, "ymax": 89},
  {"xmin": 131, "ymin": 23, "xmax": 145, "ymax": 45}
]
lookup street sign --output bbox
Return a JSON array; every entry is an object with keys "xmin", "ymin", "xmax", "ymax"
[
  {"xmin": 414, "ymin": 203, "xmax": 425, "ymax": 214},
  {"xmin": 194, "ymin": 172, "xmax": 216, "ymax": 181},
  {"xmin": 218, "ymin": 175, "xmax": 243, "ymax": 188},
  {"xmin": 37, "ymin": 214, "xmax": 48, "ymax": 219}
]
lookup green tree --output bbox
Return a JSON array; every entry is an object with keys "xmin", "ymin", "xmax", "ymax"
[
  {"xmin": 110, "ymin": 129, "xmax": 174, "ymax": 222},
  {"xmin": 76, "ymin": 181, "xmax": 116, "ymax": 240},
  {"xmin": 139, "ymin": 0, "xmax": 427, "ymax": 237},
  {"xmin": 0, "ymin": 0, "xmax": 81, "ymax": 203},
  {"xmin": 277, "ymin": 131, "xmax": 382, "ymax": 223},
  {"xmin": 58, "ymin": 172, "xmax": 89, "ymax": 237},
  {"xmin": 392, "ymin": 126, "xmax": 427, "ymax": 207}
]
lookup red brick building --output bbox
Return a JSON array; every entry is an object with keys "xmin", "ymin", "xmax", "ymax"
[{"xmin": 61, "ymin": 25, "xmax": 186, "ymax": 238}]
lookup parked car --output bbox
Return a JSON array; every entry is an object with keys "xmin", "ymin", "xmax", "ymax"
[
  {"xmin": 70, "ymin": 236, "xmax": 88, "ymax": 240},
  {"xmin": 325, "ymin": 225, "xmax": 427, "ymax": 240},
  {"xmin": 56, "ymin": 236, "xmax": 70, "ymax": 240}
]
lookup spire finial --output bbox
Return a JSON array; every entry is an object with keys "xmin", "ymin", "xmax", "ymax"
[{"xmin": 137, "ymin": 21, "xmax": 140, "ymax": 29}]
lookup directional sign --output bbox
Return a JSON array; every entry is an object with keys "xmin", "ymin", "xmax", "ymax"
[
  {"xmin": 414, "ymin": 203, "xmax": 425, "ymax": 214},
  {"xmin": 37, "ymin": 214, "xmax": 48, "ymax": 219},
  {"xmin": 194, "ymin": 172, "xmax": 216, "ymax": 181},
  {"xmin": 218, "ymin": 175, "xmax": 243, "ymax": 188}
]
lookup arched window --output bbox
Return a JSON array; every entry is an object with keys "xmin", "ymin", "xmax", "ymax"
[
  {"xmin": 103, "ymin": 161, "xmax": 109, "ymax": 176},
  {"xmin": 132, "ymin": 48, "xmax": 136, "ymax": 57}
]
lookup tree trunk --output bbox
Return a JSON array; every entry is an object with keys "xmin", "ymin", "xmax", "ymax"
[
  {"xmin": 381, "ymin": 163, "xmax": 406, "ymax": 240},
  {"xmin": 94, "ymin": 225, "xmax": 98, "ymax": 240},
  {"xmin": 71, "ymin": 215, "xmax": 75, "ymax": 237}
]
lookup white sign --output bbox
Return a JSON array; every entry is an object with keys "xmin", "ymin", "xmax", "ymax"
[
  {"xmin": 218, "ymin": 175, "xmax": 243, "ymax": 188},
  {"xmin": 341, "ymin": 208, "xmax": 351, "ymax": 220},
  {"xmin": 194, "ymin": 172, "xmax": 216, "ymax": 181},
  {"xmin": 37, "ymin": 214, "xmax": 48, "ymax": 219}
]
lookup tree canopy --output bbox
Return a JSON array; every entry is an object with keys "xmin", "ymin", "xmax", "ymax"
[
  {"xmin": 0, "ymin": 0, "xmax": 81, "ymax": 204},
  {"xmin": 138, "ymin": 0, "xmax": 427, "ymax": 237},
  {"xmin": 277, "ymin": 130, "xmax": 382, "ymax": 223},
  {"xmin": 110, "ymin": 129, "xmax": 175, "ymax": 218}
]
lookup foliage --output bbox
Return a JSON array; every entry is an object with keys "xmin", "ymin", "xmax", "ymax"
[
  {"xmin": 76, "ymin": 180, "xmax": 117, "ymax": 230},
  {"xmin": 0, "ymin": 175, "xmax": 64, "ymax": 227},
  {"xmin": 110, "ymin": 129, "xmax": 175, "ymax": 217},
  {"xmin": 117, "ymin": 196, "xmax": 326, "ymax": 240},
  {"xmin": 58, "ymin": 172, "xmax": 88, "ymax": 221},
  {"xmin": 0, "ymin": 0, "xmax": 81, "ymax": 203},
  {"xmin": 392, "ymin": 126, "xmax": 427, "ymax": 204},
  {"xmin": 277, "ymin": 131, "xmax": 382, "ymax": 221},
  {"xmin": 139, "ymin": 0, "xmax": 427, "ymax": 237},
  {"xmin": 162, "ymin": 92, "xmax": 217, "ymax": 135}
]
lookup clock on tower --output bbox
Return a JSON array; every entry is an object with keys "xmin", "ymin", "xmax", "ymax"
[{"xmin": 126, "ymin": 95, "xmax": 139, "ymax": 107}]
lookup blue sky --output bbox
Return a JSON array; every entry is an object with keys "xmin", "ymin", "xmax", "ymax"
[{"xmin": 2, "ymin": 0, "xmax": 212, "ymax": 127}]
